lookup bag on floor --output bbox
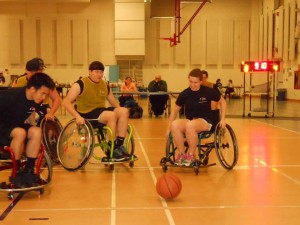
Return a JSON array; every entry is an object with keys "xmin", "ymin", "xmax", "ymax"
[{"xmin": 129, "ymin": 105, "xmax": 143, "ymax": 119}]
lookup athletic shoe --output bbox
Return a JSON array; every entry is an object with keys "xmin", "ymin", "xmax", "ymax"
[
  {"xmin": 118, "ymin": 145, "xmax": 131, "ymax": 157},
  {"xmin": 23, "ymin": 168, "xmax": 41, "ymax": 187},
  {"xmin": 174, "ymin": 153, "xmax": 186, "ymax": 166},
  {"xmin": 9, "ymin": 171, "xmax": 26, "ymax": 188},
  {"xmin": 113, "ymin": 147, "xmax": 130, "ymax": 162},
  {"xmin": 182, "ymin": 153, "xmax": 195, "ymax": 166}
]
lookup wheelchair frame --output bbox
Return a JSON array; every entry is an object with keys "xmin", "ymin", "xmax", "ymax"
[
  {"xmin": 160, "ymin": 123, "xmax": 239, "ymax": 175},
  {"xmin": 57, "ymin": 119, "xmax": 136, "ymax": 171},
  {"xmin": 0, "ymin": 144, "xmax": 53, "ymax": 199},
  {"xmin": 148, "ymin": 95, "xmax": 171, "ymax": 117}
]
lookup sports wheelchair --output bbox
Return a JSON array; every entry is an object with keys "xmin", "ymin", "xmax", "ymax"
[
  {"xmin": 148, "ymin": 94, "xmax": 171, "ymax": 117},
  {"xmin": 160, "ymin": 123, "xmax": 238, "ymax": 175},
  {"xmin": 57, "ymin": 119, "xmax": 137, "ymax": 171},
  {"xmin": 0, "ymin": 144, "xmax": 52, "ymax": 200}
]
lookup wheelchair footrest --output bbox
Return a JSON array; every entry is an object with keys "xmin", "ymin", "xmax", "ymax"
[
  {"xmin": 160, "ymin": 157, "xmax": 174, "ymax": 165},
  {"xmin": 99, "ymin": 155, "xmax": 138, "ymax": 165},
  {"xmin": 0, "ymin": 181, "xmax": 47, "ymax": 192}
]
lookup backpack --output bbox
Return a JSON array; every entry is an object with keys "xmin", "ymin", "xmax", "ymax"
[
  {"xmin": 129, "ymin": 105, "xmax": 143, "ymax": 118},
  {"xmin": 122, "ymin": 98, "xmax": 143, "ymax": 118}
]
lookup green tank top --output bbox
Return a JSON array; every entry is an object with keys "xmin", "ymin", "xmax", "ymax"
[
  {"xmin": 16, "ymin": 75, "xmax": 28, "ymax": 87},
  {"xmin": 76, "ymin": 77, "xmax": 108, "ymax": 113}
]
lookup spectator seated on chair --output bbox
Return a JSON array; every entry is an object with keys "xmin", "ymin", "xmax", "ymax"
[
  {"xmin": 118, "ymin": 76, "xmax": 137, "ymax": 107},
  {"xmin": 148, "ymin": 75, "xmax": 168, "ymax": 117},
  {"xmin": 224, "ymin": 79, "xmax": 235, "ymax": 99}
]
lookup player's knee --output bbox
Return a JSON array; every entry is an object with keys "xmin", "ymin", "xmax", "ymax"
[
  {"xmin": 28, "ymin": 126, "xmax": 42, "ymax": 139},
  {"xmin": 12, "ymin": 128, "xmax": 27, "ymax": 141}
]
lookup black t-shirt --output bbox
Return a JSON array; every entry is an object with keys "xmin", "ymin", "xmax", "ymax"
[
  {"xmin": 176, "ymin": 85, "xmax": 221, "ymax": 125},
  {"xmin": 0, "ymin": 87, "xmax": 38, "ymax": 127}
]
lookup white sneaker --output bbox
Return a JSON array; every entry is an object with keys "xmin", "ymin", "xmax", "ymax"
[
  {"xmin": 182, "ymin": 153, "xmax": 195, "ymax": 166},
  {"xmin": 174, "ymin": 153, "xmax": 186, "ymax": 166}
]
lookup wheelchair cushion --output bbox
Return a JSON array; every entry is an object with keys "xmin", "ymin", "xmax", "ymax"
[{"xmin": 198, "ymin": 130, "xmax": 214, "ymax": 139}]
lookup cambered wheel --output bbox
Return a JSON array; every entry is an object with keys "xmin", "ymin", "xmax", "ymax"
[
  {"xmin": 40, "ymin": 117, "xmax": 63, "ymax": 164},
  {"xmin": 214, "ymin": 124, "xmax": 239, "ymax": 170},
  {"xmin": 109, "ymin": 164, "xmax": 114, "ymax": 171},
  {"xmin": 125, "ymin": 125, "xmax": 135, "ymax": 158},
  {"xmin": 57, "ymin": 119, "xmax": 95, "ymax": 171},
  {"xmin": 39, "ymin": 151, "xmax": 53, "ymax": 184}
]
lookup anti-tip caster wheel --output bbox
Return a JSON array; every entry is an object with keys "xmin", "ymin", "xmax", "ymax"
[
  {"xmin": 8, "ymin": 192, "xmax": 14, "ymax": 200},
  {"xmin": 109, "ymin": 164, "xmax": 114, "ymax": 171},
  {"xmin": 129, "ymin": 161, "xmax": 134, "ymax": 168},
  {"xmin": 194, "ymin": 167, "xmax": 199, "ymax": 175},
  {"xmin": 162, "ymin": 165, "xmax": 168, "ymax": 173}
]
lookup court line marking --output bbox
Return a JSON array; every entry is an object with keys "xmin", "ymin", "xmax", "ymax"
[
  {"xmin": 249, "ymin": 120, "xmax": 300, "ymax": 186},
  {"xmin": 111, "ymin": 170, "xmax": 116, "ymax": 225},
  {"xmin": 0, "ymin": 192, "xmax": 24, "ymax": 221},
  {"xmin": 254, "ymin": 158, "xmax": 300, "ymax": 186},
  {"xmin": 252, "ymin": 119, "xmax": 300, "ymax": 134},
  {"xmin": 7, "ymin": 204, "xmax": 300, "ymax": 212},
  {"xmin": 134, "ymin": 129, "xmax": 176, "ymax": 225}
]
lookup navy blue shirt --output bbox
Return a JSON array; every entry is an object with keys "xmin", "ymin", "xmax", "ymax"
[
  {"xmin": 0, "ymin": 87, "xmax": 38, "ymax": 127},
  {"xmin": 176, "ymin": 85, "xmax": 220, "ymax": 125}
]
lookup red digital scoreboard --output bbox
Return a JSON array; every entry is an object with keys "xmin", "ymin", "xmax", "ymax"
[{"xmin": 241, "ymin": 61, "xmax": 280, "ymax": 72}]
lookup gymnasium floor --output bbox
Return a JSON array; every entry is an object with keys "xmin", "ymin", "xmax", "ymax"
[{"xmin": 1, "ymin": 97, "xmax": 300, "ymax": 225}]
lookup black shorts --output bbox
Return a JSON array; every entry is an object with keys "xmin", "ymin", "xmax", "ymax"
[
  {"xmin": 0, "ymin": 124, "xmax": 32, "ymax": 146},
  {"xmin": 189, "ymin": 110, "xmax": 220, "ymax": 131},
  {"xmin": 78, "ymin": 107, "xmax": 115, "ymax": 128}
]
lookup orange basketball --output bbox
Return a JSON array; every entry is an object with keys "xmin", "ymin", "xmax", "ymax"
[{"xmin": 156, "ymin": 173, "xmax": 182, "ymax": 200}]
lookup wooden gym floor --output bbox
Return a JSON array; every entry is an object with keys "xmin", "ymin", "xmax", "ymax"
[{"xmin": 1, "ymin": 97, "xmax": 300, "ymax": 225}]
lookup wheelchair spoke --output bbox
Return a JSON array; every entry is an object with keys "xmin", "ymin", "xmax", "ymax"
[{"xmin": 57, "ymin": 119, "xmax": 94, "ymax": 171}]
